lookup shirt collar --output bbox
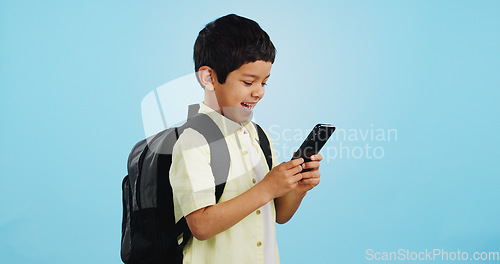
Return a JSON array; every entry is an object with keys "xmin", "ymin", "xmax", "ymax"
[{"xmin": 242, "ymin": 120, "xmax": 259, "ymax": 142}]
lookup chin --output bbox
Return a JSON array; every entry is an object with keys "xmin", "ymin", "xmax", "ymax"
[{"xmin": 223, "ymin": 106, "xmax": 252, "ymax": 123}]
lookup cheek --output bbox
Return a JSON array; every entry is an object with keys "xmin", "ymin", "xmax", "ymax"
[
  {"xmin": 219, "ymin": 90, "xmax": 238, "ymax": 105},
  {"xmin": 226, "ymin": 89, "xmax": 242, "ymax": 103}
]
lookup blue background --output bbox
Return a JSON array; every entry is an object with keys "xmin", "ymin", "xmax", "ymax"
[{"xmin": 1, "ymin": 0, "xmax": 499, "ymax": 263}]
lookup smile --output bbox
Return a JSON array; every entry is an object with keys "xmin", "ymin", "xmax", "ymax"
[{"xmin": 241, "ymin": 102, "xmax": 255, "ymax": 110}]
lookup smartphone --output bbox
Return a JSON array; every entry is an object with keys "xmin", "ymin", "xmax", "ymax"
[{"xmin": 291, "ymin": 124, "xmax": 336, "ymax": 162}]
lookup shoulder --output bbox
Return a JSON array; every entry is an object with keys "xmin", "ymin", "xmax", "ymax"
[{"xmin": 173, "ymin": 128, "xmax": 210, "ymax": 157}]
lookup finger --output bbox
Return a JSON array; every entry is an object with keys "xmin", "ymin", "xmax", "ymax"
[
  {"xmin": 292, "ymin": 172, "xmax": 303, "ymax": 182},
  {"xmin": 300, "ymin": 177, "xmax": 320, "ymax": 186},
  {"xmin": 302, "ymin": 161, "xmax": 320, "ymax": 170},
  {"xmin": 285, "ymin": 158, "xmax": 304, "ymax": 169},
  {"xmin": 300, "ymin": 170, "xmax": 320, "ymax": 179},
  {"xmin": 289, "ymin": 164, "xmax": 303, "ymax": 175},
  {"xmin": 310, "ymin": 154, "xmax": 323, "ymax": 161}
]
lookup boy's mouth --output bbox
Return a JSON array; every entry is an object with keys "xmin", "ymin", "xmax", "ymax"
[{"xmin": 241, "ymin": 102, "xmax": 256, "ymax": 111}]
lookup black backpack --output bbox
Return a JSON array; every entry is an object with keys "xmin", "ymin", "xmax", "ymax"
[{"xmin": 121, "ymin": 104, "xmax": 273, "ymax": 264}]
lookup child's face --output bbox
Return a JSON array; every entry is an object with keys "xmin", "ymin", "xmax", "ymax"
[{"xmin": 213, "ymin": 60, "xmax": 271, "ymax": 123}]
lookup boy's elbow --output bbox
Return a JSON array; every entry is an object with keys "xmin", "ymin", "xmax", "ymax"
[
  {"xmin": 276, "ymin": 217, "xmax": 289, "ymax": 225},
  {"xmin": 275, "ymin": 210, "xmax": 291, "ymax": 224},
  {"xmin": 191, "ymin": 232, "xmax": 208, "ymax": 241},
  {"xmin": 189, "ymin": 225, "xmax": 211, "ymax": 241},
  {"xmin": 186, "ymin": 208, "xmax": 213, "ymax": 241}
]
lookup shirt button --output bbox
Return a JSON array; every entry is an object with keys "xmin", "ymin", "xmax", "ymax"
[
  {"xmin": 257, "ymin": 241, "xmax": 262, "ymax": 247},
  {"xmin": 242, "ymin": 150, "xmax": 248, "ymax": 155},
  {"xmin": 256, "ymin": 210, "xmax": 261, "ymax": 215},
  {"xmin": 252, "ymin": 178, "xmax": 256, "ymax": 184}
]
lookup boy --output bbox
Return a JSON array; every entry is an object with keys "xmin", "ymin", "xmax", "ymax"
[{"xmin": 169, "ymin": 14, "xmax": 323, "ymax": 264}]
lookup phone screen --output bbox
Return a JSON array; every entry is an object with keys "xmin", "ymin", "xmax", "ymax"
[{"xmin": 291, "ymin": 124, "xmax": 335, "ymax": 162}]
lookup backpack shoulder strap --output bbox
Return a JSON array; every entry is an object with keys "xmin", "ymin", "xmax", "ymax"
[
  {"xmin": 173, "ymin": 113, "xmax": 230, "ymax": 260},
  {"xmin": 180, "ymin": 113, "xmax": 230, "ymax": 202},
  {"xmin": 254, "ymin": 123, "xmax": 273, "ymax": 171}
]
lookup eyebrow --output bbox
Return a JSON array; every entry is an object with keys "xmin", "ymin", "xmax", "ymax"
[{"xmin": 242, "ymin": 74, "xmax": 271, "ymax": 79}]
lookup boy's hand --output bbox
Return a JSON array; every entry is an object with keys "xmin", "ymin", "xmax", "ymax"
[
  {"xmin": 260, "ymin": 158, "xmax": 304, "ymax": 199},
  {"xmin": 295, "ymin": 154, "xmax": 322, "ymax": 195}
]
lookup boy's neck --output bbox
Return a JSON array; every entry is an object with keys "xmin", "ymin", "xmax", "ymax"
[
  {"xmin": 202, "ymin": 100, "xmax": 245, "ymax": 126},
  {"xmin": 203, "ymin": 89, "xmax": 222, "ymax": 114},
  {"xmin": 203, "ymin": 89, "xmax": 247, "ymax": 127}
]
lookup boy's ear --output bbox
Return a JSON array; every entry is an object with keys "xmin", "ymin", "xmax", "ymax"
[{"xmin": 198, "ymin": 66, "xmax": 215, "ymax": 91}]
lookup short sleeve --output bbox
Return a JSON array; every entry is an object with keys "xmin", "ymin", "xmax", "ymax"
[{"xmin": 169, "ymin": 128, "xmax": 216, "ymax": 217}]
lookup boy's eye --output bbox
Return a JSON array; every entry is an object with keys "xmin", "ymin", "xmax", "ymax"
[{"xmin": 242, "ymin": 81, "xmax": 267, "ymax": 86}]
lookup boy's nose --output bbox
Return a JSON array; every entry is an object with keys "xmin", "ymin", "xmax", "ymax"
[{"xmin": 252, "ymin": 85, "xmax": 265, "ymax": 99}]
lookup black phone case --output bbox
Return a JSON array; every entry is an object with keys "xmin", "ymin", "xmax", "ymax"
[{"xmin": 291, "ymin": 124, "xmax": 335, "ymax": 162}]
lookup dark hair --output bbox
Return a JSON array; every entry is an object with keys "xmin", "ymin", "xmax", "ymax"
[{"xmin": 194, "ymin": 14, "xmax": 276, "ymax": 84}]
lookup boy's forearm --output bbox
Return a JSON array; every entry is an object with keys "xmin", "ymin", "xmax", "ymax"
[
  {"xmin": 274, "ymin": 189, "xmax": 307, "ymax": 224},
  {"xmin": 186, "ymin": 181, "xmax": 274, "ymax": 241}
]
